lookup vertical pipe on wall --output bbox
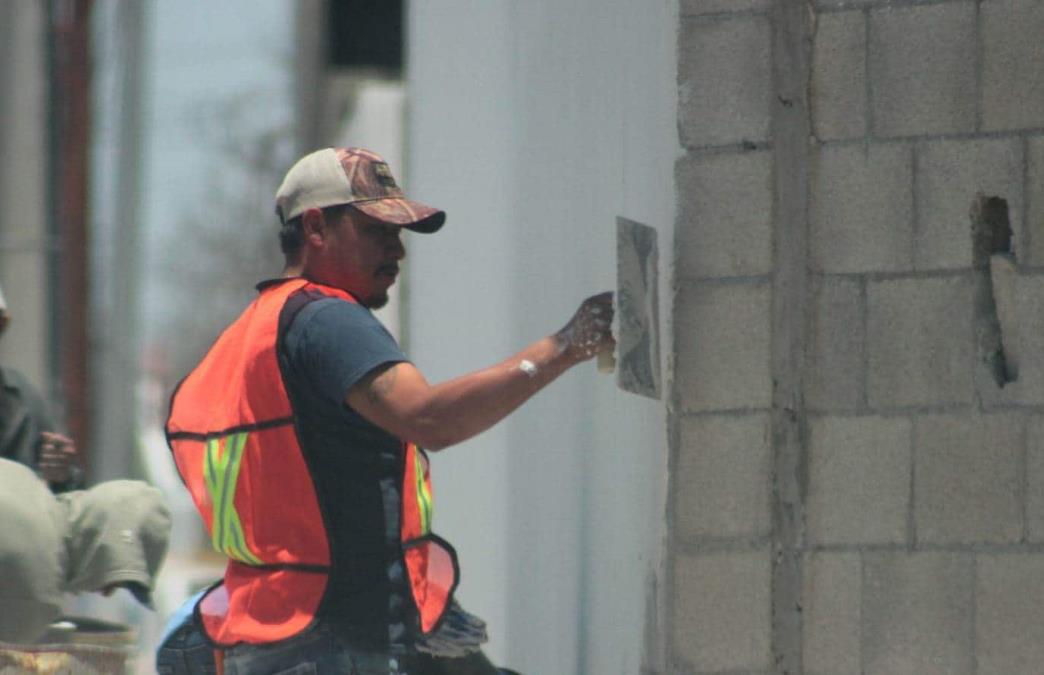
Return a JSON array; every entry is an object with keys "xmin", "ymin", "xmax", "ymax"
[
  {"xmin": 48, "ymin": 0, "xmax": 93, "ymax": 470},
  {"xmin": 770, "ymin": 0, "xmax": 814, "ymax": 672}
]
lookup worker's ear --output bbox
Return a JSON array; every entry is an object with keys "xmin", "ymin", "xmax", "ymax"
[{"xmin": 300, "ymin": 208, "xmax": 327, "ymax": 247}]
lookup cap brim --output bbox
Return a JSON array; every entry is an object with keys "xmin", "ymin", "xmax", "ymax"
[{"xmin": 353, "ymin": 198, "xmax": 445, "ymax": 233}]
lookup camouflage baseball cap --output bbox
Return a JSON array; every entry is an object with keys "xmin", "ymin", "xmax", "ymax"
[{"xmin": 275, "ymin": 147, "xmax": 445, "ymax": 233}]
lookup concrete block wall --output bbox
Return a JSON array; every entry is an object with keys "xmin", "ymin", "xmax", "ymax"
[{"xmin": 667, "ymin": 0, "xmax": 1044, "ymax": 672}]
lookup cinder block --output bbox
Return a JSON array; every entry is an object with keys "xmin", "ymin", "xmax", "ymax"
[
  {"xmin": 982, "ymin": 0, "xmax": 1044, "ymax": 131},
  {"xmin": 678, "ymin": 16, "xmax": 771, "ymax": 148},
  {"xmin": 811, "ymin": 143, "xmax": 914, "ymax": 273},
  {"xmin": 808, "ymin": 276, "xmax": 864, "ymax": 410},
  {"xmin": 863, "ymin": 552, "xmax": 974, "ymax": 675},
  {"xmin": 914, "ymin": 414, "xmax": 1022, "ymax": 545},
  {"xmin": 803, "ymin": 553, "xmax": 861, "ymax": 675},
  {"xmin": 1028, "ymin": 138, "xmax": 1044, "ymax": 267},
  {"xmin": 867, "ymin": 277, "xmax": 973, "ymax": 408},
  {"xmin": 675, "ymin": 283, "xmax": 771, "ymax": 411},
  {"xmin": 676, "ymin": 414, "xmax": 771, "ymax": 540},
  {"xmin": 977, "ymin": 554, "xmax": 1044, "ymax": 675},
  {"xmin": 680, "ymin": 0, "xmax": 770, "ymax": 15},
  {"xmin": 916, "ymin": 138, "xmax": 1024, "ymax": 270},
  {"xmin": 869, "ymin": 3, "xmax": 977, "ymax": 137},
  {"xmin": 808, "ymin": 416, "xmax": 910, "ymax": 545},
  {"xmin": 672, "ymin": 550, "xmax": 772, "ymax": 671},
  {"xmin": 1025, "ymin": 416, "xmax": 1044, "ymax": 542},
  {"xmin": 675, "ymin": 150, "xmax": 773, "ymax": 280},
  {"xmin": 811, "ymin": 11, "xmax": 866, "ymax": 141},
  {"xmin": 815, "ymin": 0, "xmax": 874, "ymax": 7},
  {"xmin": 976, "ymin": 275, "xmax": 1044, "ymax": 407}
]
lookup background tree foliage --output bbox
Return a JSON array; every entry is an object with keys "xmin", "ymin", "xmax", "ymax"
[{"xmin": 150, "ymin": 92, "xmax": 295, "ymax": 390}]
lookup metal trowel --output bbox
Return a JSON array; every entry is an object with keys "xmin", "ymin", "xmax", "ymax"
[{"xmin": 599, "ymin": 216, "xmax": 661, "ymax": 400}]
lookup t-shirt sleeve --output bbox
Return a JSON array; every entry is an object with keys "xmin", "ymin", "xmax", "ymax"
[{"xmin": 285, "ymin": 298, "xmax": 408, "ymax": 405}]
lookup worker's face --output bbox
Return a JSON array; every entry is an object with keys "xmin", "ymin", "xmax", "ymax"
[
  {"xmin": 311, "ymin": 207, "xmax": 405, "ymax": 309},
  {"xmin": 0, "ymin": 310, "xmax": 8, "ymax": 342}
]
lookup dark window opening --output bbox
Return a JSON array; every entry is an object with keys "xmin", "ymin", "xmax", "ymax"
[{"xmin": 327, "ymin": 0, "xmax": 403, "ymax": 73}]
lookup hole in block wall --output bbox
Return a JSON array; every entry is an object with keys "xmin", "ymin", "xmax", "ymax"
[
  {"xmin": 971, "ymin": 196, "xmax": 1013, "ymax": 262},
  {"xmin": 971, "ymin": 195, "xmax": 1018, "ymax": 387}
]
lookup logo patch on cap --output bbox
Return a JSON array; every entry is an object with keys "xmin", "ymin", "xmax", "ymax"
[{"xmin": 373, "ymin": 162, "xmax": 398, "ymax": 189}]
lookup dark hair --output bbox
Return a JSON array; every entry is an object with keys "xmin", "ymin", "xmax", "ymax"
[
  {"xmin": 279, "ymin": 218, "xmax": 303, "ymax": 257},
  {"xmin": 279, "ymin": 204, "xmax": 351, "ymax": 257}
]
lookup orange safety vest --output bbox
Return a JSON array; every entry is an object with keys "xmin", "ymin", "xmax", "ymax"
[{"xmin": 166, "ymin": 278, "xmax": 458, "ymax": 646}]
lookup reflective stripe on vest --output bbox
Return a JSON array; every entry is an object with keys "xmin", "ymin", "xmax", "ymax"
[
  {"xmin": 412, "ymin": 445, "xmax": 433, "ymax": 536},
  {"xmin": 204, "ymin": 432, "xmax": 262, "ymax": 565}
]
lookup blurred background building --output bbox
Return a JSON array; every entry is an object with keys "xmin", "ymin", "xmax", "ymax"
[{"xmin": 4, "ymin": 0, "xmax": 1044, "ymax": 673}]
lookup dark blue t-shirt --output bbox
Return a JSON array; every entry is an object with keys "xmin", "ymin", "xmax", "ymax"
[
  {"xmin": 276, "ymin": 292, "xmax": 412, "ymax": 646},
  {"xmin": 283, "ymin": 297, "xmax": 407, "ymax": 412}
]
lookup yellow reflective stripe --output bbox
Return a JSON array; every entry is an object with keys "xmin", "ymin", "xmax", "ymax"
[
  {"xmin": 414, "ymin": 450, "xmax": 433, "ymax": 535},
  {"xmin": 203, "ymin": 432, "xmax": 263, "ymax": 565}
]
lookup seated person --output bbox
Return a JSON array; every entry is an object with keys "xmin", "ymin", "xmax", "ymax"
[
  {"xmin": 0, "ymin": 458, "xmax": 171, "ymax": 643},
  {"xmin": 0, "ymin": 283, "xmax": 82, "ymax": 491}
]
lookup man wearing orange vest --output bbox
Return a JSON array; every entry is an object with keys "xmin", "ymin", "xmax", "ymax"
[{"xmin": 166, "ymin": 147, "xmax": 613, "ymax": 674}]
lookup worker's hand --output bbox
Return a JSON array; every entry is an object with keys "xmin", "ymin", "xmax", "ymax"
[
  {"xmin": 555, "ymin": 291, "xmax": 615, "ymax": 363},
  {"xmin": 38, "ymin": 431, "xmax": 78, "ymax": 485}
]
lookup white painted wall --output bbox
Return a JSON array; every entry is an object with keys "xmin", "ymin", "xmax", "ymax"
[{"xmin": 405, "ymin": 3, "xmax": 677, "ymax": 672}]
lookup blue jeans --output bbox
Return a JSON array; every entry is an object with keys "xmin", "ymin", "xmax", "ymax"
[
  {"xmin": 223, "ymin": 625, "xmax": 403, "ymax": 675},
  {"xmin": 160, "ymin": 617, "xmax": 512, "ymax": 675}
]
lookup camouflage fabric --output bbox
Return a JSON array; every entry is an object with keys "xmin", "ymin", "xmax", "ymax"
[{"xmin": 335, "ymin": 147, "xmax": 444, "ymax": 232}]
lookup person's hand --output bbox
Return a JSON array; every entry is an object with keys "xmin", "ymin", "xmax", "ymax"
[
  {"xmin": 555, "ymin": 291, "xmax": 615, "ymax": 363},
  {"xmin": 38, "ymin": 431, "xmax": 78, "ymax": 484}
]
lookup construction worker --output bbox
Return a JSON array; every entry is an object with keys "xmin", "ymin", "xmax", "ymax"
[{"xmin": 166, "ymin": 147, "xmax": 612, "ymax": 674}]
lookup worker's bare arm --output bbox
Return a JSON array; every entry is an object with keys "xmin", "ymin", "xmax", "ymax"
[{"xmin": 347, "ymin": 292, "xmax": 613, "ymax": 450}]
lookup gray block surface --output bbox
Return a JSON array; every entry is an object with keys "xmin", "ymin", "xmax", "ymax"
[
  {"xmin": 916, "ymin": 138, "xmax": 1024, "ymax": 270},
  {"xmin": 862, "ymin": 552, "xmax": 974, "ymax": 675},
  {"xmin": 811, "ymin": 143, "xmax": 914, "ymax": 273},
  {"xmin": 982, "ymin": 0, "xmax": 1044, "ymax": 131},
  {"xmin": 1029, "ymin": 137, "xmax": 1044, "ymax": 266},
  {"xmin": 811, "ymin": 11, "xmax": 866, "ymax": 141},
  {"xmin": 676, "ymin": 414, "xmax": 771, "ymax": 540},
  {"xmin": 869, "ymin": 2, "xmax": 977, "ymax": 137},
  {"xmin": 672, "ymin": 550, "xmax": 772, "ymax": 671},
  {"xmin": 867, "ymin": 277, "xmax": 972, "ymax": 408},
  {"xmin": 815, "ymin": 0, "xmax": 874, "ymax": 7},
  {"xmin": 914, "ymin": 414, "xmax": 1022, "ymax": 545},
  {"xmin": 808, "ymin": 416, "xmax": 911, "ymax": 545},
  {"xmin": 680, "ymin": 0, "xmax": 770, "ymax": 14},
  {"xmin": 1026, "ymin": 416, "xmax": 1044, "ymax": 542},
  {"xmin": 678, "ymin": 16, "xmax": 771, "ymax": 148},
  {"xmin": 675, "ymin": 150, "xmax": 773, "ymax": 280},
  {"xmin": 803, "ymin": 552, "xmax": 861, "ymax": 675},
  {"xmin": 675, "ymin": 283, "xmax": 772, "ymax": 411},
  {"xmin": 977, "ymin": 275, "xmax": 1044, "ymax": 407},
  {"xmin": 977, "ymin": 554, "xmax": 1044, "ymax": 674},
  {"xmin": 808, "ymin": 276, "xmax": 864, "ymax": 410}
]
